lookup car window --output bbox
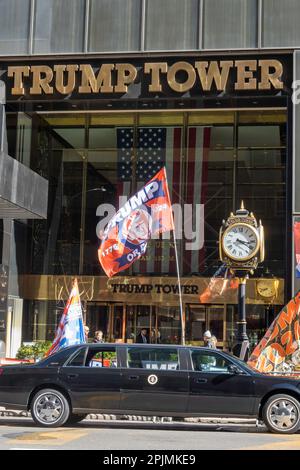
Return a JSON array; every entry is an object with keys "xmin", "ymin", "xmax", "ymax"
[
  {"xmin": 191, "ymin": 350, "xmax": 232, "ymax": 373},
  {"xmin": 66, "ymin": 347, "xmax": 87, "ymax": 367},
  {"xmin": 86, "ymin": 348, "xmax": 117, "ymax": 368},
  {"xmin": 127, "ymin": 347, "xmax": 179, "ymax": 370},
  {"xmin": 40, "ymin": 346, "xmax": 80, "ymax": 366}
]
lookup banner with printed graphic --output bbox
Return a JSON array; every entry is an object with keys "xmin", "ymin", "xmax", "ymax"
[
  {"xmin": 98, "ymin": 167, "xmax": 174, "ymax": 278},
  {"xmin": 247, "ymin": 291, "xmax": 300, "ymax": 374}
]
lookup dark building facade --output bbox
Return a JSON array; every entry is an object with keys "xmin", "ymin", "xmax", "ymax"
[{"xmin": 0, "ymin": 0, "xmax": 299, "ymax": 355}]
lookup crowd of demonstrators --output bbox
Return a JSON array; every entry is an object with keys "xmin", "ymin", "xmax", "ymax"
[{"xmin": 83, "ymin": 327, "xmax": 220, "ymax": 347}]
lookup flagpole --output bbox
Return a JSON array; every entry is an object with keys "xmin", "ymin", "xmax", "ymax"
[
  {"xmin": 163, "ymin": 167, "xmax": 185, "ymax": 346},
  {"xmin": 173, "ymin": 229, "xmax": 185, "ymax": 345}
]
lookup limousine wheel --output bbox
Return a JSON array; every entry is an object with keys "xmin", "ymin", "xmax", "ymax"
[
  {"xmin": 31, "ymin": 388, "xmax": 70, "ymax": 427},
  {"xmin": 263, "ymin": 394, "xmax": 300, "ymax": 434}
]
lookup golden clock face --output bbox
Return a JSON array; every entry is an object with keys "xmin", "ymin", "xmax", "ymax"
[
  {"xmin": 222, "ymin": 223, "xmax": 260, "ymax": 262},
  {"xmin": 257, "ymin": 281, "xmax": 276, "ymax": 298}
]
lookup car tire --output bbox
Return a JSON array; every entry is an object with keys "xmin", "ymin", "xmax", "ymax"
[
  {"xmin": 31, "ymin": 388, "xmax": 70, "ymax": 428},
  {"xmin": 262, "ymin": 393, "xmax": 300, "ymax": 434},
  {"xmin": 64, "ymin": 413, "xmax": 88, "ymax": 426}
]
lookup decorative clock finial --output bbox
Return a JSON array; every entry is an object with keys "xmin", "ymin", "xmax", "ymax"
[{"xmin": 241, "ymin": 200, "xmax": 245, "ymax": 210}]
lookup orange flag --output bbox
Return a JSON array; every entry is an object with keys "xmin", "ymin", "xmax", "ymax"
[{"xmin": 247, "ymin": 291, "xmax": 300, "ymax": 374}]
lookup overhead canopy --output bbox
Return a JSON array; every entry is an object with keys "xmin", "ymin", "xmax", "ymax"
[{"xmin": 0, "ymin": 151, "xmax": 48, "ymax": 219}]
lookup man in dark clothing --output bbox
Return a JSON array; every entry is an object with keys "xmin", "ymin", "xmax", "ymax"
[{"xmin": 136, "ymin": 328, "xmax": 148, "ymax": 343}]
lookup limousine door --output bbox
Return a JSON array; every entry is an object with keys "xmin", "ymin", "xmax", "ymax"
[
  {"xmin": 59, "ymin": 346, "xmax": 121, "ymax": 411},
  {"xmin": 120, "ymin": 346, "xmax": 189, "ymax": 413},
  {"xmin": 187, "ymin": 349, "xmax": 255, "ymax": 416}
]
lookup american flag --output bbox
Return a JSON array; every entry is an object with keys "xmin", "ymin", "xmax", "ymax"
[
  {"xmin": 116, "ymin": 126, "xmax": 210, "ymax": 275},
  {"xmin": 184, "ymin": 127, "xmax": 211, "ymax": 274}
]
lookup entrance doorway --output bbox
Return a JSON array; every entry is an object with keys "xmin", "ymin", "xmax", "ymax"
[
  {"xmin": 86, "ymin": 302, "xmax": 182, "ymax": 344},
  {"xmin": 186, "ymin": 304, "xmax": 225, "ymax": 347},
  {"xmin": 126, "ymin": 305, "xmax": 181, "ymax": 344},
  {"xmin": 86, "ymin": 302, "xmax": 125, "ymax": 342},
  {"xmin": 85, "ymin": 302, "xmax": 109, "ymax": 342}
]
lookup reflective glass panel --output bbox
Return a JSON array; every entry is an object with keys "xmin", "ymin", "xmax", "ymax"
[
  {"xmin": 0, "ymin": 0, "xmax": 30, "ymax": 54},
  {"xmin": 89, "ymin": 0, "xmax": 141, "ymax": 52},
  {"xmin": 203, "ymin": 0, "xmax": 257, "ymax": 49},
  {"xmin": 263, "ymin": 0, "xmax": 300, "ymax": 47},
  {"xmin": 145, "ymin": 0, "xmax": 198, "ymax": 51},
  {"xmin": 34, "ymin": 0, "xmax": 85, "ymax": 53}
]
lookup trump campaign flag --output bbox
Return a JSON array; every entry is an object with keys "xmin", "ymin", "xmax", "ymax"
[
  {"xmin": 98, "ymin": 167, "xmax": 174, "ymax": 277},
  {"xmin": 247, "ymin": 291, "xmax": 300, "ymax": 375},
  {"xmin": 45, "ymin": 278, "xmax": 85, "ymax": 357}
]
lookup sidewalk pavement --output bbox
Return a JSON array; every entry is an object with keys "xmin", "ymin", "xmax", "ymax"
[{"xmin": 0, "ymin": 408, "xmax": 256, "ymax": 424}]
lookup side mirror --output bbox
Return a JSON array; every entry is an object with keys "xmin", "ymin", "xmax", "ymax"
[{"xmin": 227, "ymin": 364, "xmax": 243, "ymax": 375}]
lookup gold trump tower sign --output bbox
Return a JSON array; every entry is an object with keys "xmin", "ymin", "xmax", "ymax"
[{"xmin": 6, "ymin": 59, "xmax": 285, "ymax": 96}]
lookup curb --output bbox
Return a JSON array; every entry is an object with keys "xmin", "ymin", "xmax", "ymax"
[{"xmin": 0, "ymin": 409, "xmax": 256, "ymax": 424}]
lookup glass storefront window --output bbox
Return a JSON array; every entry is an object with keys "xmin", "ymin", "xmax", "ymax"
[
  {"xmin": 186, "ymin": 305, "xmax": 206, "ymax": 342},
  {"xmin": 22, "ymin": 300, "xmax": 63, "ymax": 342},
  {"xmin": 237, "ymin": 113, "xmax": 286, "ymax": 278},
  {"xmin": 156, "ymin": 306, "xmax": 181, "ymax": 344},
  {"xmin": 124, "ymin": 305, "xmax": 181, "ymax": 344},
  {"xmin": 9, "ymin": 110, "xmax": 286, "ymax": 282},
  {"xmin": 85, "ymin": 303, "xmax": 109, "ymax": 342},
  {"xmin": 126, "ymin": 305, "xmax": 153, "ymax": 343},
  {"xmin": 34, "ymin": 0, "xmax": 85, "ymax": 54},
  {"xmin": 226, "ymin": 304, "xmax": 279, "ymax": 353},
  {"xmin": 186, "ymin": 304, "xmax": 224, "ymax": 345}
]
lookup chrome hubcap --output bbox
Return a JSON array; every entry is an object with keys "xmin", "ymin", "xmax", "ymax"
[
  {"xmin": 34, "ymin": 393, "xmax": 64, "ymax": 424},
  {"xmin": 268, "ymin": 399, "xmax": 298, "ymax": 430}
]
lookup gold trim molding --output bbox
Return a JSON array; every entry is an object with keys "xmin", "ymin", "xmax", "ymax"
[{"xmin": 18, "ymin": 275, "xmax": 285, "ymax": 306}]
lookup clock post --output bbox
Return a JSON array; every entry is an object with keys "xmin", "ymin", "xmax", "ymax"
[{"xmin": 219, "ymin": 202, "xmax": 265, "ymax": 360}]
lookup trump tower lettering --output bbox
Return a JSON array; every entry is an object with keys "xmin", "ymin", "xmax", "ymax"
[{"xmin": 98, "ymin": 167, "xmax": 174, "ymax": 277}]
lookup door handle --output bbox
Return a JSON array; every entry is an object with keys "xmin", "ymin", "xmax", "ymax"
[
  {"xmin": 195, "ymin": 378, "xmax": 207, "ymax": 384},
  {"xmin": 129, "ymin": 375, "xmax": 139, "ymax": 380},
  {"xmin": 67, "ymin": 374, "xmax": 79, "ymax": 379}
]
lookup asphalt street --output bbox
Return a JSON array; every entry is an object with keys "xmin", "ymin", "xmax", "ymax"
[{"xmin": 0, "ymin": 417, "xmax": 300, "ymax": 451}]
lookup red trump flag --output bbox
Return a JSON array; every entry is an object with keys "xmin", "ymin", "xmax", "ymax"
[{"xmin": 98, "ymin": 167, "xmax": 174, "ymax": 277}]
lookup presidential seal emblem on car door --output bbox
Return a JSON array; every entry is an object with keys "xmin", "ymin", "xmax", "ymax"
[{"xmin": 148, "ymin": 374, "xmax": 158, "ymax": 385}]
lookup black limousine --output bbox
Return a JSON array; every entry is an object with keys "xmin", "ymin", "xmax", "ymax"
[{"xmin": 1, "ymin": 343, "xmax": 300, "ymax": 434}]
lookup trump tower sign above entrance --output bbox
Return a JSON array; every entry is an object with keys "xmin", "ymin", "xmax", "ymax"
[{"xmin": 1, "ymin": 55, "xmax": 292, "ymax": 103}]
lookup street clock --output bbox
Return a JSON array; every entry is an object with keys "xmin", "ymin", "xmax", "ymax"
[
  {"xmin": 219, "ymin": 202, "xmax": 265, "ymax": 361},
  {"xmin": 219, "ymin": 202, "xmax": 265, "ymax": 273}
]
